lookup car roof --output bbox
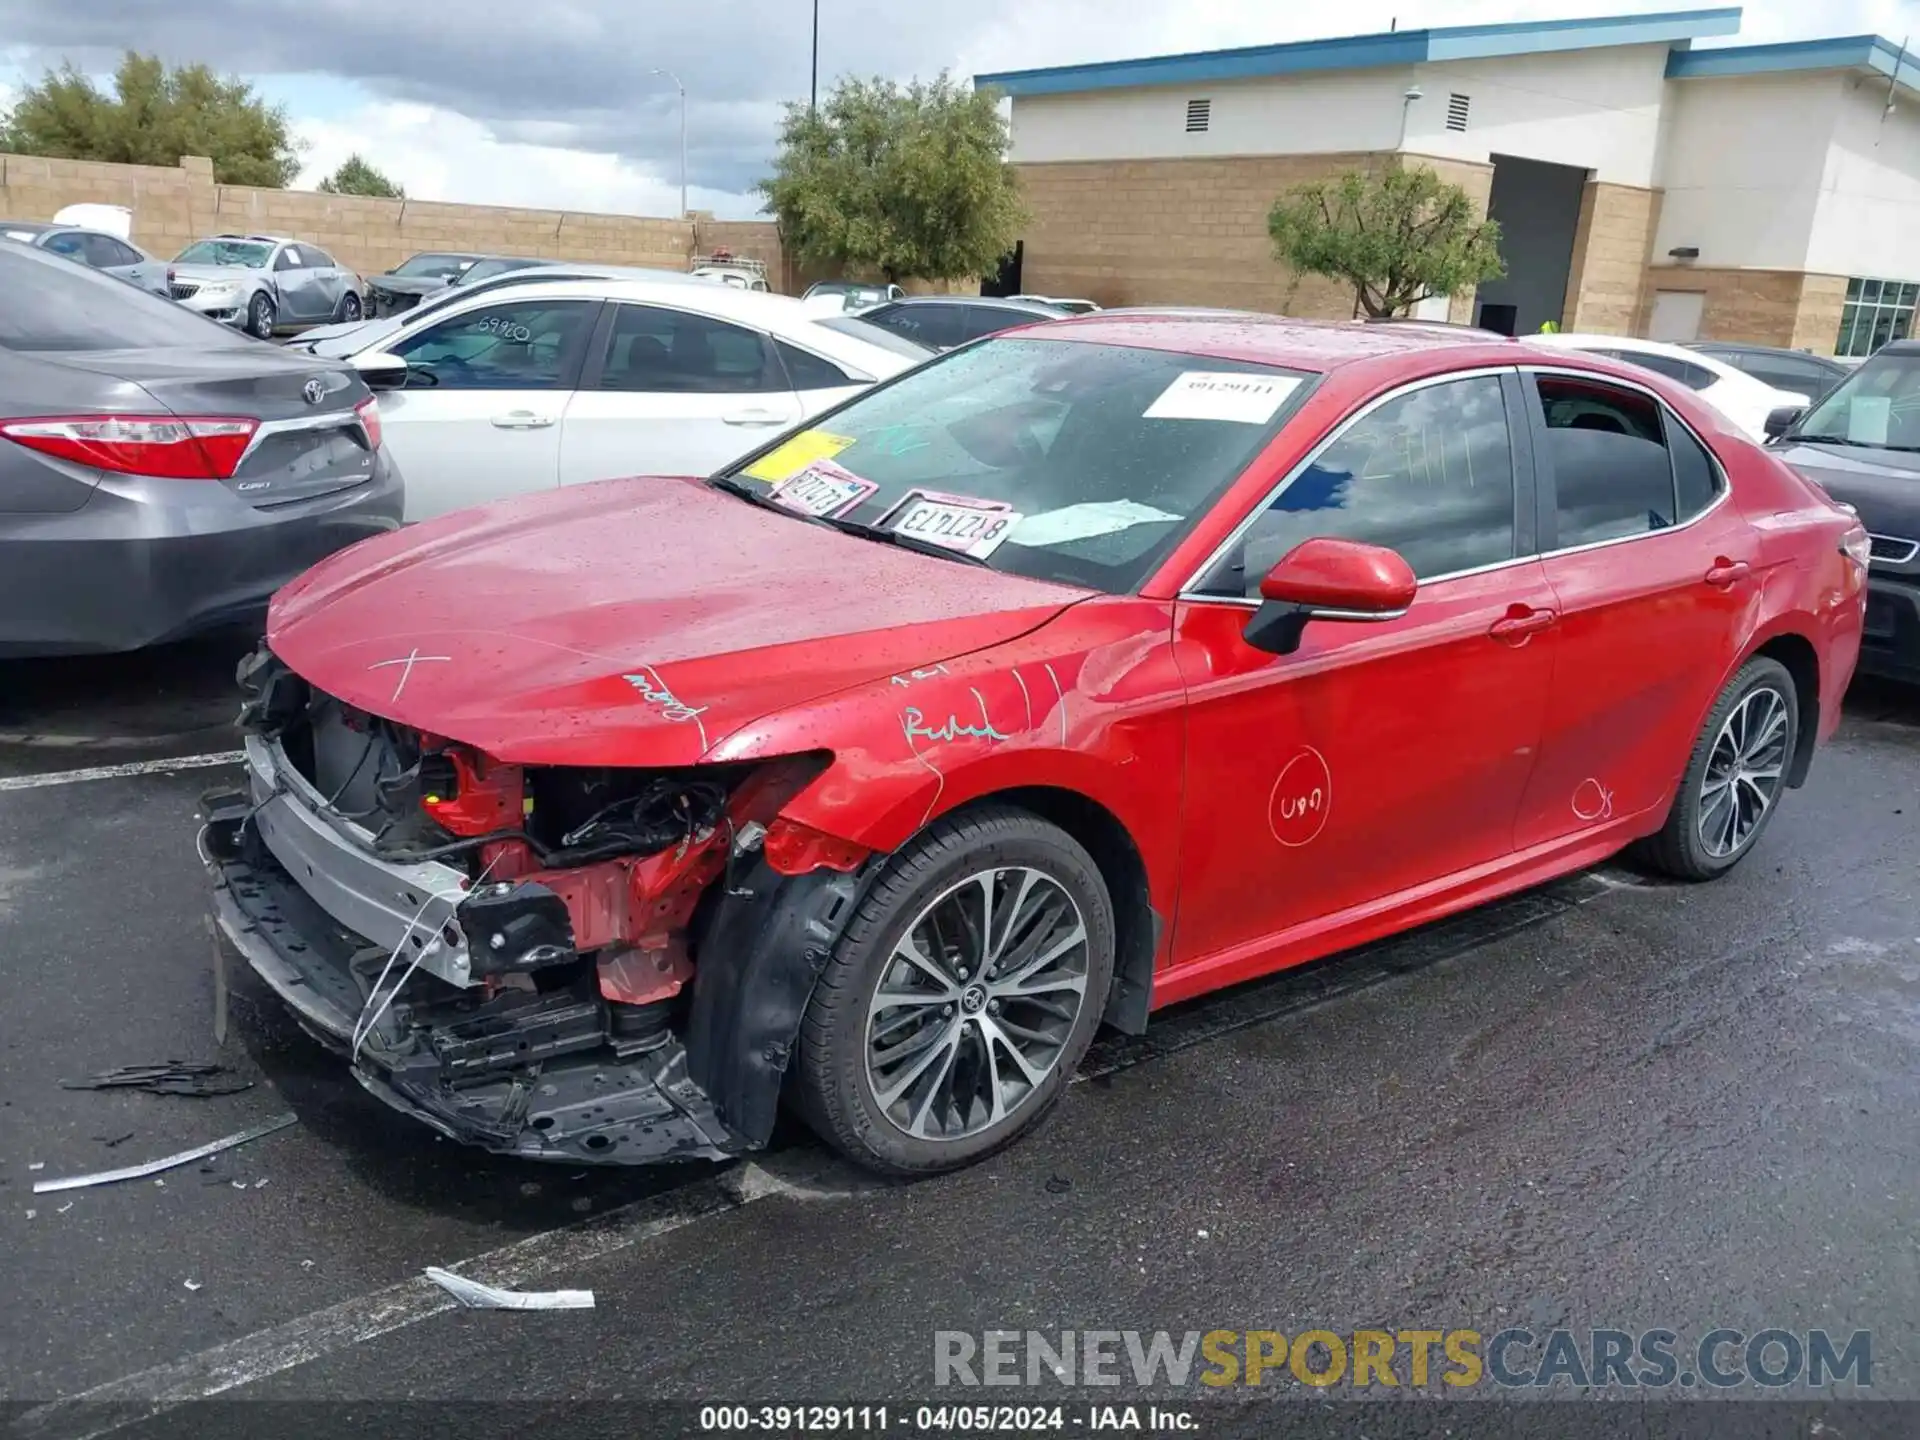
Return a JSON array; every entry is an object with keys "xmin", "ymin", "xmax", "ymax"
[
  {"xmin": 1, "ymin": 219, "xmax": 56, "ymax": 234},
  {"xmin": 204, "ymin": 233, "xmax": 294, "ymax": 245},
  {"xmin": 1024, "ymin": 308, "xmax": 1534, "ymax": 373},
  {"xmin": 886, "ymin": 295, "xmax": 1065, "ymax": 313},
  {"xmin": 407, "ymin": 273, "xmax": 871, "ymax": 324}
]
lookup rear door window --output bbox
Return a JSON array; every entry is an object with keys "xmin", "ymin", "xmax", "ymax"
[
  {"xmin": 957, "ymin": 305, "xmax": 1029, "ymax": 344},
  {"xmin": 389, "ymin": 300, "xmax": 599, "ymax": 389},
  {"xmin": 1532, "ymin": 374, "xmax": 1680, "ymax": 547},
  {"xmin": 774, "ymin": 340, "xmax": 856, "ymax": 391},
  {"xmin": 593, "ymin": 305, "xmax": 782, "ymax": 393},
  {"xmin": 1607, "ymin": 349, "xmax": 1716, "ymax": 391},
  {"xmin": 862, "ymin": 303, "xmax": 959, "ymax": 350}
]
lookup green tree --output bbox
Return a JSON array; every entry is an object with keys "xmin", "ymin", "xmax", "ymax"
[
  {"xmin": 317, "ymin": 153, "xmax": 404, "ymax": 198},
  {"xmin": 1267, "ymin": 163, "xmax": 1504, "ymax": 319},
  {"xmin": 0, "ymin": 51, "xmax": 300, "ymax": 187},
  {"xmin": 759, "ymin": 72, "xmax": 1025, "ymax": 284}
]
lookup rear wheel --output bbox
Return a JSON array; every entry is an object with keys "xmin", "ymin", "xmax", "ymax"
[
  {"xmin": 795, "ymin": 806, "xmax": 1114, "ymax": 1176},
  {"xmin": 247, "ymin": 293, "xmax": 276, "ymax": 339},
  {"xmin": 1634, "ymin": 657, "xmax": 1798, "ymax": 881}
]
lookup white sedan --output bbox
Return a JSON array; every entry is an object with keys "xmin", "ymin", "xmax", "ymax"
[
  {"xmin": 338, "ymin": 277, "xmax": 927, "ymax": 520},
  {"xmin": 1529, "ymin": 333, "xmax": 1809, "ymax": 441}
]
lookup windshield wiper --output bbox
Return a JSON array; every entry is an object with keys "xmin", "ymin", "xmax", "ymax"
[
  {"xmin": 811, "ymin": 513, "xmax": 993, "ymax": 566},
  {"xmin": 706, "ymin": 477, "xmax": 992, "ymax": 565}
]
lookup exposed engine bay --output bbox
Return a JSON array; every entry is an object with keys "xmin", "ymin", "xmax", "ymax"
[{"xmin": 201, "ymin": 644, "xmax": 876, "ymax": 1164}]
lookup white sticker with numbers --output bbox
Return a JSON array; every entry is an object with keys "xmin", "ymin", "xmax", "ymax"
[{"xmin": 1143, "ymin": 371, "xmax": 1301, "ymax": 425}]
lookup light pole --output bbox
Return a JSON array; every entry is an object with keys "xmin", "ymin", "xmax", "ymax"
[
  {"xmin": 650, "ymin": 67, "xmax": 688, "ymax": 218},
  {"xmin": 811, "ymin": 0, "xmax": 820, "ymax": 111}
]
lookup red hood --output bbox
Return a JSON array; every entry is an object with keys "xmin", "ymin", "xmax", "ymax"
[{"xmin": 268, "ymin": 476, "xmax": 1087, "ymax": 766}]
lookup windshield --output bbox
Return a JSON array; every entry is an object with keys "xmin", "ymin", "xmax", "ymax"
[
  {"xmin": 175, "ymin": 238, "xmax": 273, "ymax": 268},
  {"xmin": 460, "ymin": 258, "xmax": 542, "ymax": 284},
  {"xmin": 1791, "ymin": 349, "xmax": 1920, "ymax": 451},
  {"xmin": 717, "ymin": 337, "xmax": 1315, "ymax": 592},
  {"xmin": 394, "ymin": 253, "xmax": 477, "ymax": 279},
  {"xmin": 817, "ymin": 315, "xmax": 933, "ymax": 359}
]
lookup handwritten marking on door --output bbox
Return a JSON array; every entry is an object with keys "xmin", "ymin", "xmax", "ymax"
[
  {"xmin": 1268, "ymin": 746, "xmax": 1333, "ymax": 848},
  {"xmin": 1571, "ymin": 778, "xmax": 1615, "ymax": 822}
]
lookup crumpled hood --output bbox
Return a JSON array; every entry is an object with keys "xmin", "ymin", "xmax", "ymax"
[
  {"xmin": 1774, "ymin": 441, "xmax": 1920, "ymax": 540},
  {"xmin": 366, "ymin": 274, "xmax": 446, "ymax": 297},
  {"xmin": 268, "ymin": 476, "xmax": 1088, "ymax": 767},
  {"xmin": 170, "ymin": 263, "xmax": 260, "ymax": 285}
]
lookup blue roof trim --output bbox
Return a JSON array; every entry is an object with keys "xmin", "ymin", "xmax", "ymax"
[
  {"xmin": 1666, "ymin": 34, "xmax": 1920, "ymax": 94},
  {"xmin": 975, "ymin": 6, "xmax": 1741, "ymax": 97}
]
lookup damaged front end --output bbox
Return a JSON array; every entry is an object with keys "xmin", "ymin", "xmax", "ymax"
[{"xmin": 202, "ymin": 645, "xmax": 875, "ymax": 1164}]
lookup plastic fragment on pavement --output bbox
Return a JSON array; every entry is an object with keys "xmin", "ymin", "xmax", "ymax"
[
  {"xmin": 423, "ymin": 1267, "xmax": 595, "ymax": 1310},
  {"xmin": 183, "ymin": 1280, "xmax": 202, "ymax": 1292},
  {"xmin": 31, "ymin": 1113, "xmax": 298, "ymax": 1194}
]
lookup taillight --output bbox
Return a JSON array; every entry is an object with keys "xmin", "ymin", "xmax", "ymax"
[
  {"xmin": 354, "ymin": 395, "xmax": 383, "ymax": 451},
  {"xmin": 0, "ymin": 415, "xmax": 259, "ymax": 480}
]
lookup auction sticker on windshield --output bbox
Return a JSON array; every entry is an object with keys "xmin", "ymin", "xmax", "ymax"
[
  {"xmin": 1144, "ymin": 371, "xmax": 1301, "ymax": 425},
  {"xmin": 743, "ymin": 429, "xmax": 856, "ymax": 483},
  {"xmin": 770, "ymin": 459, "xmax": 877, "ymax": 517},
  {"xmin": 888, "ymin": 492, "xmax": 1023, "ymax": 559}
]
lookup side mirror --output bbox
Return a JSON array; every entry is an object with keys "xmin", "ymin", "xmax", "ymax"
[
  {"xmin": 1764, "ymin": 405, "xmax": 1805, "ymax": 440},
  {"xmin": 1244, "ymin": 537, "xmax": 1418, "ymax": 655},
  {"xmin": 350, "ymin": 350, "xmax": 411, "ymax": 390}
]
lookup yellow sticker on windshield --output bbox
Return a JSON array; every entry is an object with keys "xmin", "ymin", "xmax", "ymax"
[{"xmin": 744, "ymin": 430, "xmax": 856, "ymax": 483}]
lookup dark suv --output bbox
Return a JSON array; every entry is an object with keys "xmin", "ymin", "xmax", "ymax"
[{"xmin": 1768, "ymin": 340, "xmax": 1920, "ymax": 683}]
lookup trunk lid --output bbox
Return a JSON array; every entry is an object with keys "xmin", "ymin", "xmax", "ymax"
[
  {"xmin": 268, "ymin": 476, "xmax": 1091, "ymax": 766},
  {"xmin": 56, "ymin": 346, "xmax": 379, "ymax": 506}
]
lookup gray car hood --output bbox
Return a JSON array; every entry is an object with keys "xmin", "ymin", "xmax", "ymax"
[
  {"xmin": 1774, "ymin": 440, "xmax": 1920, "ymax": 540},
  {"xmin": 288, "ymin": 315, "xmax": 404, "ymax": 358}
]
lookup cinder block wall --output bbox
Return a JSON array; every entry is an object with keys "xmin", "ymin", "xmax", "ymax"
[
  {"xmin": 1633, "ymin": 266, "xmax": 1848, "ymax": 350},
  {"xmin": 1010, "ymin": 151, "xmax": 1495, "ymax": 321},
  {"xmin": 0, "ymin": 153, "xmax": 784, "ymax": 283}
]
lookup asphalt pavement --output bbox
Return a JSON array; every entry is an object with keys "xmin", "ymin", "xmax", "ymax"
[{"xmin": 2, "ymin": 634, "xmax": 1916, "ymax": 1439}]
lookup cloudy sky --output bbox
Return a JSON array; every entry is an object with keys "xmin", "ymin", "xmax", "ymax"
[{"xmin": 0, "ymin": 0, "xmax": 1915, "ymax": 219}]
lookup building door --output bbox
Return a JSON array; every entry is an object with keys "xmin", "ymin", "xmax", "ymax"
[{"xmin": 1649, "ymin": 291, "xmax": 1706, "ymax": 343}]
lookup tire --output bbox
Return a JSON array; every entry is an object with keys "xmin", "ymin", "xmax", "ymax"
[
  {"xmin": 339, "ymin": 291, "xmax": 362, "ymax": 322},
  {"xmin": 794, "ymin": 805, "xmax": 1115, "ymax": 1177},
  {"xmin": 1633, "ymin": 656, "xmax": 1798, "ymax": 881},
  {"xmin": 247, "ymin": 293, "xmax": 276, "ymax": 339}
]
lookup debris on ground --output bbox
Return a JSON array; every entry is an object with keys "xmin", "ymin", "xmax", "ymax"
[
  {"xmin": 31, "ymin": 1113, "xmax": 298, "ymax": 1195},
  {"xmin": 61, "ymin": 1061, "xmax": 252, "ymax": 1098},
  {"xmin": 183, "ymin": 1280, "xmax": 202, "ymax": 1292},
  {"xmin": 56, "ymin": 1202, "xmax": 73, "ymax": 1214},
  {"xmin": 27, "ymin": 1163, "xmax": 43, "ymax": 1171},
  {"xmin": 24, "ymin": 1209, "xmax": 35, "ymax": 1219},
  {"xmin": 94, "ymin": 1131, "xmax": 136, "ymax": 1148},
  {"xmin": 423, "ymin": 1267, "xmax": 595, "ymax": 1310}
]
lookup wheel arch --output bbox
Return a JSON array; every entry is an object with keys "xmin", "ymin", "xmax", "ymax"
[
  {"xmin": 943, "ymin": 784, "xmax": 1158, "ymax": 1035},
  {"xmin": 1742, "ymin": 627, "xmax": 1820, "ymax": 788}
]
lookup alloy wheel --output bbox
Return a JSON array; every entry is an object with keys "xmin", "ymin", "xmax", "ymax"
[
  {"xmin": 250, "ymin": 295, "xmax": 274, "ymax": 338},
  {"xmin": 863, "ymin": 866, "xmax": 1090, "ymax": 1142},
  {"xmin": 1698, "ymin": 684, "xmax": 1790, "ymax": 858}
]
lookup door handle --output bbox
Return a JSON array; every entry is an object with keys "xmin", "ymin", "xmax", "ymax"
[
  {"xmin": 1488, "ymin": 606, "xmax": 1557, "ymax": 644},
  {"xmin": 490, "ymin": 411, "xmax": 556, "ymax": 429},
  {"xmin": 1704, "ymin": 558, "xmax": 1751, "ymax": 588},
  {"xmin": 723, "ymin": 408, "xmax": 788, "ymax": 427}
]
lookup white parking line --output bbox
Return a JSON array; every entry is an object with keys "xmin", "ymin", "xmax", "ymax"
[
  {"xmin": 15, "ymin": 1159, "xmax": 832, "ymax": 1440},
  {"xmin": 0, "ymin": 752, "xmax": 243, "ymax": 794}
]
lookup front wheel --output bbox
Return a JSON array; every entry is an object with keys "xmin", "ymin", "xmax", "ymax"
[
  {"xmin": 794, "ymin": 806, "xmax": 1114, "ymax": 1177},
  {"xmin": 247, "ymin": 293, "xmax": 276, "ymax": 339},
  {"xmin": 339, "ymin": 291, "xmax": 362, "ymax": 322},
  {"xmin": 1634, "ymin": 656, "xmax": 1798, "ymax": 880}
]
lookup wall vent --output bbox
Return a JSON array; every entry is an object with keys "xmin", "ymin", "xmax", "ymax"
[
  {"xmin": 1445, "ymin": 93, "xmax": 1471, "ymax": 131},
  {"xmin": 1186, "ymin": 98, "xmax": 1212, "ymax": 132}
]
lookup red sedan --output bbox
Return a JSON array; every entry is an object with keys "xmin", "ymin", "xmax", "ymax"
[{"xmin": 202, "ymin": 313, "xmax": 1869, "ymax": 1177}]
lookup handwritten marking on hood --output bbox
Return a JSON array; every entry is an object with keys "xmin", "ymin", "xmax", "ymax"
[
  {"xmin": 366, "ymin": 649, "xmax": 452, "ymax": 703},
  {"xmin": 622, "ymin": 667, "xmax": 710, "ymax": 750},
  {"xmin": 889, "ymin": 664, "xmax": 951, "ymax": 688}
]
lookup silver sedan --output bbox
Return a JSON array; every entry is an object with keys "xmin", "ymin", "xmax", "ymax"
[
  {"xmin": 0, "ymin": 220, "xmax": 170, "ymax": 294},
  {"xmin": 170, "ymin": 234, "xmax": 365, "ymax": 338}
]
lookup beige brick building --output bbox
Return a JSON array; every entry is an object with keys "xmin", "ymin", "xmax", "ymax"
[{"xmin": 978, "ymin": 8, "xmax": 1920, "ymax": 357}]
